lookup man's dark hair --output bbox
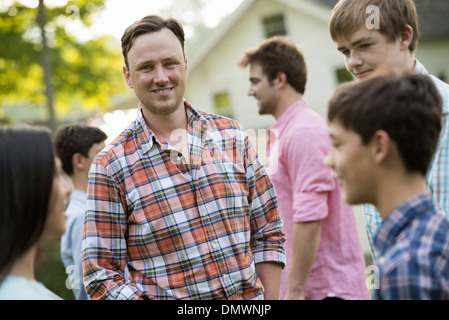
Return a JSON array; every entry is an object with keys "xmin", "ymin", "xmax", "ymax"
[
  {"xmin": 328, "ymin": 74, "xmax": 442, "ymax": 176},
  {"xmin": 54, "ymin": 124, "xmax": 107, "ymax": 175},
  {"xmin": 238, "ymin": 36, "xmax": 307, "ymax": 95},
  {"xmin": 121, "ymin": 15, "xmax": 185, "ymax": 69}
]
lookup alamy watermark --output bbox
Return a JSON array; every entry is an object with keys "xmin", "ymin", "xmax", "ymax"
[
  {"xmin": 168, "ymin": 127, "xmax": 280, "ymax": 175},
  {"xmin": 366, "ymin": 5, "xmax": 380, "ymax": 30}
]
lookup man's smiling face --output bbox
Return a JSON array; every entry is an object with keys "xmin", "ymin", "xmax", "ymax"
[{"xmin": 123, "ymin": 28, "xmax": 188, "ymax": 116}]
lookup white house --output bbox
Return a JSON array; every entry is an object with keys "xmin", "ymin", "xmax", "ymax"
[{"xmin": 184, "ymin": 0, "xmax": 344, "ymax": 131}]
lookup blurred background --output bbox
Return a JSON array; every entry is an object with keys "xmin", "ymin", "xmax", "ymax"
[{"xmin": 1, "ymin": 0, "xmax": 448, "ymax": 299}]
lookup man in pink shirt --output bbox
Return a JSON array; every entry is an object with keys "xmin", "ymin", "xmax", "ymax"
[{"xmin": 239, "ymin": 37, "xmax": 369, "ymax": 300}]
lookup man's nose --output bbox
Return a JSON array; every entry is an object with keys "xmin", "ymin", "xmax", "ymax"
[{"xmin": 154, "ymin": 66, "xmax": 169, "ymax": 84}]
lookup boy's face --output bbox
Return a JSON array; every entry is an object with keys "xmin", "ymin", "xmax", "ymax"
[
  {"xmin": 325, "ymin": 120, "xmax": 376, "ymax": 205},
  {"xmin": 335, "ymin": 26, "xmax": 410, "ymax": 81}
]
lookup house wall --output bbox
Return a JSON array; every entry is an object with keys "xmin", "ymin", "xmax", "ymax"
[
  {"xmin": 185, "ymin": 0, "xmax": 344, "ymax": 132},
  {"xmin": 415, "ymin": 40, "xmax": 449, "ymax": 81}
]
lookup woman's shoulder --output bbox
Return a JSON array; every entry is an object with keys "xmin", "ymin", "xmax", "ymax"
[{"xmin": 0, "ymin": 276, "xmax": 62, "ymax": 300}]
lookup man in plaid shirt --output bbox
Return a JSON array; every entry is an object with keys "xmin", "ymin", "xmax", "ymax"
[{"xmin": 81, "ymin": 15, "xmax": 286, "ymax": 300}]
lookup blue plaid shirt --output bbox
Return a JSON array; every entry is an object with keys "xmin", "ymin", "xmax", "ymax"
[
  {"xmin": 364, "ymin": 60, "xmax": 449, "ymax": 259},
  {"xmin": 372, "ymin": 192, "xmax": 449, "ymax": 300}
]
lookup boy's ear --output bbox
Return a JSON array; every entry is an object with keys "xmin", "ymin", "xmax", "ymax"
[
  {"xmin": 72, "ymin": 153, "xmax": 85, "ymax": 170},
  {"xmin": 400, "ymin": 24, "xmax": 414, "ymax": 51},
  {"xmin": 371, "ymin": 130, "xmax": 392, "ymax": 164}
]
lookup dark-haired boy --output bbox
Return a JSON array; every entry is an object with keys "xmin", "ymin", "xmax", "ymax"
[
  {"xmin": 325, "ymin": 74, "xmax": 449, "ymax": 299},
  {"xmin": 54, "ymin": 124, "xmax": 107, "ymax": 300}
]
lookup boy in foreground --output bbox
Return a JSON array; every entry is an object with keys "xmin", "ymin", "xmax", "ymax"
[{"xmin": 325, "ymin": 74, "xmax": 449, "ymax": 299}]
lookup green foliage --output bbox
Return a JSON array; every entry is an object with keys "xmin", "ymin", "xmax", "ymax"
[
  {"xmin": 35, "ymin": 240, "xmax": 75, "ymax": 300},
  {"xmin": 0, "ymin": 0, "xmax": 126, "ymax": 123}
]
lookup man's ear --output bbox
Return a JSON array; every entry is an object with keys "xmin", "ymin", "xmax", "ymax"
[
  {"xmin": 123, "ymin": 65, "xmax": 133, "ymax": 89},
  {"xmin": 371, "ymin": 130, "xmax": 392, "ymax": 164},
  {"xmin": 274, "ymin": 72, "xmax": 287, "ymax": 89}
]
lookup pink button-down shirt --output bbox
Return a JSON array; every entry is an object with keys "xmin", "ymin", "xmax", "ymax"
[{"xmin": 267, "ymin": 100, "xmax": 369, "ymax": 300}]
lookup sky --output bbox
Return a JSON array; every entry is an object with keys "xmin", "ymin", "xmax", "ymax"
[
  {"xmin": 1, "ymin": 0, "xmax": 244, "ymax": 40},
  {"xmin": 69, "ymin": 0, "xmax": 244, "ymax": 41}
]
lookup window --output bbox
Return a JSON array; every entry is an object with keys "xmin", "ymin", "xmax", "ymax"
[
  {"xmin": 263, "ymin": 14, "xmax": 287, "ymax": 38},
  {"xmin": 213, "ymin": 92, "xmax": 233, "ymax": 118}
]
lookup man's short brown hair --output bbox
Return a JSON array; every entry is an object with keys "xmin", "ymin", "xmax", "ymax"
[
  {"xmin": 238, "ymin": 36, "xmax": 307, "ymax": 95},
  {"xmin": 121, "ymin": 15, "xmax": 185, "ymax": 69}
]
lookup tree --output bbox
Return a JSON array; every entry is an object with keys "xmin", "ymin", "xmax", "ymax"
[{"xmin": 0, "ymin": 0, "xmax": 126, "ymax": 130}]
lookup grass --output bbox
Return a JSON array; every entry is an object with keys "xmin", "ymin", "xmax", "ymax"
[{"xmin": 35, "ymin": 239, "xmax": 75, "ymax": 300}]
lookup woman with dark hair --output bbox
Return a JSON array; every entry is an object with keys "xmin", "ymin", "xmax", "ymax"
[{"xmin": 0, "ymin": 125, "xmax": 72, "ymax": 300}]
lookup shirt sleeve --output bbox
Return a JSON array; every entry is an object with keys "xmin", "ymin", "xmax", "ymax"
[
  {"xmin": 285, "ymin": 126, "xmax": 335, "ymax": 223},
  {"xmin": 428, "ymin": 112, "xmax": 449, "ymax": 214},
  {"xmin": 244, "ymin": 133, "xmax": 287, "ymax": 268},
  {"xmin": 82, "ymin": 161, "xmax": 146, "ymax": 300}
]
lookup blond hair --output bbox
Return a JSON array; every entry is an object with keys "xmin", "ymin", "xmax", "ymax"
[{"xmin": 329, "ymin": 0, "xmax": 419, "ymax": 52}]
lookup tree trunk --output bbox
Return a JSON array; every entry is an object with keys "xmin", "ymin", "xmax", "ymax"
[{"xmin": 37, "ymin": 0, "xmax": 56, "ymax": 132}]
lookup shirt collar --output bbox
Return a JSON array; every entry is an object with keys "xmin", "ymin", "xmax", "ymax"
[
  {"xmin": 135, "ymin": 99, "xmax": 209, "ymax": 155},
  {"xmin": 373, "ymin": 192, "xmax": 434, "ymax": 257},
  {"xmin": 413, "ymin": 59, "xmax": 428, "ymax": 76}
]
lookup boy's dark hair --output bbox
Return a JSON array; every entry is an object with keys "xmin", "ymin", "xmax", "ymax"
[
  {"xmin": 121, "ymin": 15, "xmax": 185, "ymax": 69},
  {"xmin": 238, "ymin": 36, "xmax": 307, "ymax": 95},
  {"xmin": 328, "ymin": 74, "xmax": 442, "ymax": 176},
  {"xmin": 54, "ymin": 124, "xmax": 107, "ymax": 176}
]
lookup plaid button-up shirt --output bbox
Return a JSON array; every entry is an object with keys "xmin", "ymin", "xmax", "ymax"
[
  {"xmin": 372, "ymin": 192, "xmax": 449, "ymax": 300},
  {"xmin": 364, "ymin": 60, "xmax": 449, "ymax": 260},
  {"xmin": 82, "ymin": 101, "xmax": 286, "ymax": 300}
]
